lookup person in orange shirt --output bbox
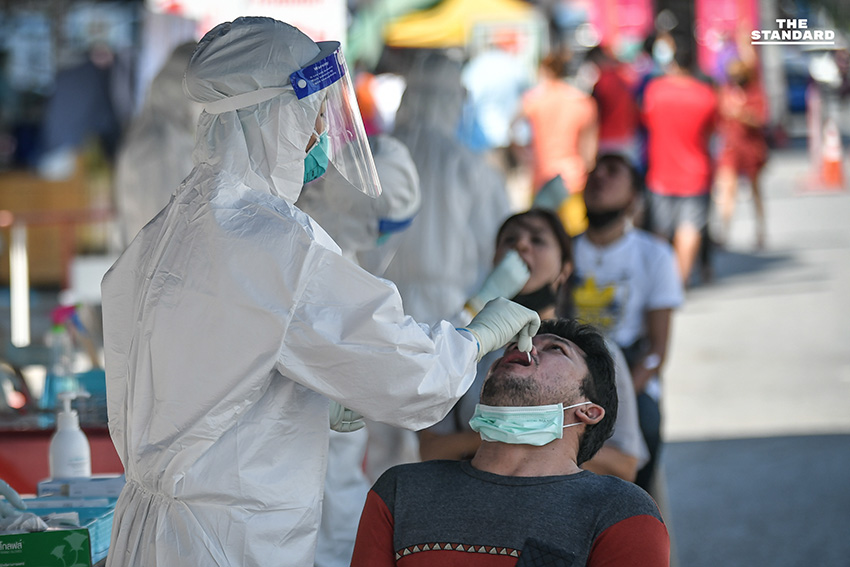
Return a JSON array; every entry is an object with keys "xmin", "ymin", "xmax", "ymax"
[{"xmin": 516, "ymin": 52, "xmax": 598, "ymax": 235}]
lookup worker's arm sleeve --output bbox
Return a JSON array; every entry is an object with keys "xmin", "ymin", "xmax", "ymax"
[
  {"xmin": 587, "ymin": 515, "xmax": 670, "ymax": 567},
  {"xmin": 350, "ymin": 490, "xmax": 396, "ymax": 567},
  {"xmin": 279, "ymin": 248, "xmax": 479, "ymax": 430}
]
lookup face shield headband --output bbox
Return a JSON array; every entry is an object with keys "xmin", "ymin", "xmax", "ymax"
[{"xmin": 290, "ymin": 42, "xmax": 383, "ymax": 198}]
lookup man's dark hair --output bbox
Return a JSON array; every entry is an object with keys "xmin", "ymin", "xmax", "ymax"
[
  {"xmin": 595, "ymin": 152, "xmax": 643, "ymax": 194},
  {"xmin": 642, "ymin": 32, "xmax": 658, "ymax": 56},
  {"xmin": 540, "ymin": 51, "xmax": 568, "ymax": 79},
  {"xmin": 537, "ymin": 318, "xmax": 618, "ymax": 465},
  {"xmin": 584, "ymin": 46, "xmax": 608, "ymax": 66},
  {"xmin": 672, "ymin": 32, "xmax": 694, "ymax": 71}
]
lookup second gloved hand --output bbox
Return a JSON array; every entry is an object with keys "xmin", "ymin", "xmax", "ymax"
[
  {"xmin": 465, "ymin": 250, "xmax": 530, "ymax": 316},
  {"xmin": 532, "ymin": 174, "xmax": 568, "ymax": 211},
  {"xmin": 461, "ymin": 297, "xmax": 541, "ymax": 362},
  {"xmin": 0, "ymin": 479, "xmax": 25, "ymax": 519},
  {"xmin": 0, "ymin": 479, "xmax": 47, "ymax": 534},
  {"xmin": 329, "ymin": 401, "xmax": 365, "ymax": 433}
]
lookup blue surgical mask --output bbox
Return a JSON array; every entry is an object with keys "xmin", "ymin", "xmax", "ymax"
[
  {"xmin": 303, "ymin": 130, "xmax": 330, "ymax": 183},
  {"xmin": 468, "ymin": 402, "xmax": 592, "ymax": 446}
]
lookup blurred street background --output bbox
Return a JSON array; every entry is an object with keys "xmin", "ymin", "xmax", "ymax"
[
  {"xmin": 662, "ymin": 145, "xmax": 850, "ymax": 566},
  {"xmin": 0, "ymin": 0, "xmax": 848, "ymax": 565}
]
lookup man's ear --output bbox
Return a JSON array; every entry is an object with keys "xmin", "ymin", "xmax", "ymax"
[{"xmin": 577, "ymin": 404, "xmax": 604, "ymax": 425}]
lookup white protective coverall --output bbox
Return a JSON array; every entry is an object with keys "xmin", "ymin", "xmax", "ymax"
[
  {"xmin": 296, "ymin": 133, "xmax": 421, "ymax": 567},
  {"xmin": 101, "ymin": 18, "xmax": 478, "ymax": 567},
  {"xmin": 113, "ymin": 42, "xmax": 199, "ymax": 248},
  {"xmin": 384, "ymin": 52, "xmax": 514, "ymax": 326}
]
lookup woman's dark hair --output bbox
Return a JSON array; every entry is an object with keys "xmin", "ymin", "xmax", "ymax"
[
  {"xmin": 537, "ymin": 318, "xmax": 618, "ymax": 465},
  {"xmin": 496, "ymin": 208, "xmax": 572, "ymax": 267}
]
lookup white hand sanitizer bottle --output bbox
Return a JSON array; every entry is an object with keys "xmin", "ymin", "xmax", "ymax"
[{"xmin": 49, "ymin": 391, "xmax": 92, "ymax": 479}]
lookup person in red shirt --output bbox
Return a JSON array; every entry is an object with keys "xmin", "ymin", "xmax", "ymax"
[
  {"xmin": 587, "ymin": 46, "xmax": 641, "ymax": 164},
  {"xmin": 641, "ymin": 34, "xmax": 718, "ymax": 286},
  {"xmin": 716, "ymin": 58, "xmax": 769, "ymax": 249}
]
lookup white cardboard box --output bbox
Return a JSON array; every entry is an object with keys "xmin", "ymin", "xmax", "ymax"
[{"xmin": 37, "ymin": 474, "xmax": 125, "ymax": 498}]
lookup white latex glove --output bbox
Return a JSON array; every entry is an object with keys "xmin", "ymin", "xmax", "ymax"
[
  {"xmin": 0, "ymin": 479, "xmax": 47, "ymax": 534},
  {"xmin": 0, "ymin": 479, "xmax": 25, "ymax": 518},
  {"xmin": 461, "ymin": 297, "xmax": 541, "ymax": 362},
  {"xmin": 329, "ymin": 401, "xmax": 365, "ymax": 432},
  {"xmin": 465, "ymin": 250, "xmax": 531, "ymax": 316},
  {"xmin": 532, "ymin": 174, "xmax": 569, "ymax": 211}
]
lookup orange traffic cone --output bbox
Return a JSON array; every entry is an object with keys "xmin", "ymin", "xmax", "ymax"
[{"xmin": 821, "ymin": 118, "xmax": 844, "ymax": 189}]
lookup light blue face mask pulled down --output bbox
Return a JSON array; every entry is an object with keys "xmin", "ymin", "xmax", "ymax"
[
  {"xmin": 303, "ymin": 131, "xmax": 330, "ymax": 183},
  {"xmin": 468, "ymin": 402, "xmax": 592, "ymax": 446}
]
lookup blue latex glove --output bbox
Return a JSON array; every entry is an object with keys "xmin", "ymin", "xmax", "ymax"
[
  {"xmin": 329, "ymin": 401, "xmax": 365, "ymax": 432},
  {"xmin": 461, "ymin": 297, "xmax": 541, "ymax": 362}
]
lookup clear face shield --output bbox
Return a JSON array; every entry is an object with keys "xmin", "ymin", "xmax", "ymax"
[{"xmin": 291, "ymin": 42, "xmax": 383, "ymax": 198}]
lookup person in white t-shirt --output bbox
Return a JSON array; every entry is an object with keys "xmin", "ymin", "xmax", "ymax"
[{"xmin": 566, "ymin": 153, "xmax": 683, "ymax": 491}]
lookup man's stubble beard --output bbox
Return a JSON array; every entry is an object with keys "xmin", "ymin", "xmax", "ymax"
[{"xmin": 481, "ymin": 369, "xmax": 547, "ymax": 407}]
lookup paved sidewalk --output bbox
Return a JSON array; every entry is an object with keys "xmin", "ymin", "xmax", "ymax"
[{"xmin": 660, "ymin": 147, "xmax": 850, "ymax": 566}]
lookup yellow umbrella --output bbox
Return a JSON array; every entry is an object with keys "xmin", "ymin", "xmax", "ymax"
[
  {"xmin": 384, "ymin": 0, "xmax": 537, "ymax": 49},
  {"xmin": 348, "ymin": 0, "xmax": 436, "ymax": 68}
]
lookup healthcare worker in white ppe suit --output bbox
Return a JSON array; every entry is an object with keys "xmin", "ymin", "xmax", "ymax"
[
  {"xmin": 100, "ymin": 17, "xmax": 540, "ymax": 567},
  {"xmin": 296, "ymin": 133, "xmax": 422, "ymax": 567}
]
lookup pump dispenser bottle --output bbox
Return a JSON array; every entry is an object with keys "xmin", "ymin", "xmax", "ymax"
[
  {"xmin": 40, "ymin": 316, "xmax": 77, "ymax": 410},
  {"xmin": 49, "ymin": 391, "xmax": 92, "ymax": 479}
]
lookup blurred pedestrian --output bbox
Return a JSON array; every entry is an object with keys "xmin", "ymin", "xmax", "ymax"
[
  {"xmin": 586, "ymin": 46, "xmax": 641, "ymax": 165},
  {"xmin": 632, "ymin": 31, "xmax": 675, "ymax": 175},
  {"xmin": 461, "ymin": 39, "xmax": 530, "ymax": 174},
  {"xmin": 385, "ymin": 51, "xmax": 513, "ymax": 326},
  {"xmin": 113, "ymin": 42, "xmax": 199, "ymax": 248},
  {"xmin": 641, "ymin": 33, "xmax": 718, "ymax": 287},
  {"xmin": 37, "ymin": 43, "xmax": 128, "ymax": 179},
  {"xmin": 715, "ymin": 58, "xmax": 769, "ymax": 249},
  {"xmin": 516, "ymin": 51, "xmax": 598, "ymax": 235}
]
